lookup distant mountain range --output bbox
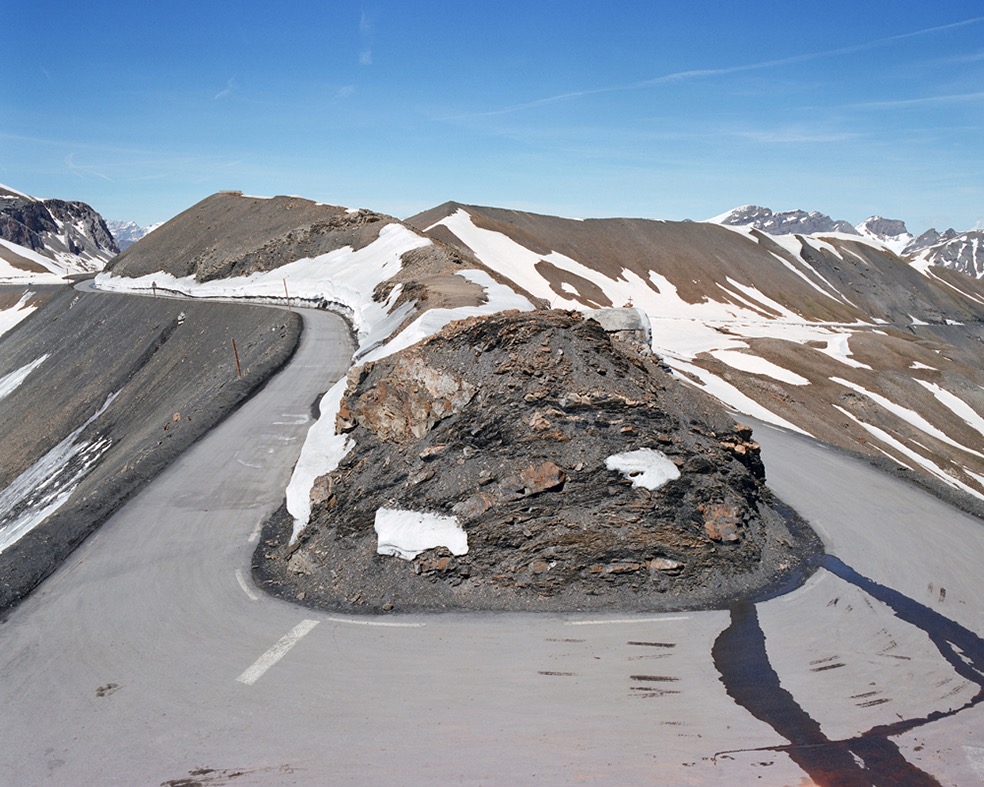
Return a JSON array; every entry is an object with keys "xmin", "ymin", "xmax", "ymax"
[
  {"xmin": 708, "ymin": 204, "xmax": 983, "ymax": 279},
  {"xmin": 2, "ymin": 183, "xmax": 981, "ymax": 283},
  {"xmin": 0, "ymin": 184, "xmax": 118, "ymax": 282},
  {"xmin": 105, "ymin": 219, "xmax": 162, "ymax": 251}
]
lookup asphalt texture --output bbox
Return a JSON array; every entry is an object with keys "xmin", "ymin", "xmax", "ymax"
[
  {"xmin": 0, "ymin": 285, "xmax": 301, "ymax": 612},
  {"xmin": 0, "ymin": 300, "xmax": 982, "ymax": 785}
]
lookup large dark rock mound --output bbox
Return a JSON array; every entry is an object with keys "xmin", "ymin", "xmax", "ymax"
[{"xmin": 257, "ymin": 310, "xmax": 821, "ymax": 612}]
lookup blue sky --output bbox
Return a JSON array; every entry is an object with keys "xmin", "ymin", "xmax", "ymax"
[{"xmin": 4, "ymin": 2, "xmax": 983, "ymax": 232}]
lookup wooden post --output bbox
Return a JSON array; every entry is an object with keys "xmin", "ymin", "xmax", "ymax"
[
  {"xmin": 231, "ymin": 338, "xmax": 242, "ymax": 379},
  {"xmin": 283, "ymin": 278, "xmax": 292, "ymax": 311}
]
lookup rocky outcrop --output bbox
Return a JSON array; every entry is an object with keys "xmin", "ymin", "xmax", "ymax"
[
  {"xmin": 713, "ymin": 205, "xmax": 858, "ymax": 235},
  {"xmin": 909, "ymin": 230, "xmax": 984, "ymax": 279},
  {"xmin": 257, "ymin": 310, "xmax": 820, "ymax": 613},
  {"xmin": 336, "ymin": 354, "xmax": 477, "ymax": 442},
  {"xmin": 0, "ymin": 191, "xmax": 118, "ymax": 271}
]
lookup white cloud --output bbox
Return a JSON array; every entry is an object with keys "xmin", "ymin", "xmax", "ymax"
[
  {"xmin": 214, "ymin": 77, "xmax": 237, "ymax": 100},
  {"xmin": 359, "ymin": 10, "xmax": 374, "ymax": 66},
  {"xmin": 447, "ymin": 15, "xmax": 984, "ymax": 120},
  {"xmin": 65, "ymin": 153, "xmax": 111, "ymax": 181},
  {"xmin": 847, "ymin": 91, "xmax": 984, "ymax": 111}
]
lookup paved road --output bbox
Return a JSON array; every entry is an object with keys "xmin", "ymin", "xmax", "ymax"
[{"xmin": 1, "ymin": 310, "xmax": 983, "ymax": 785}]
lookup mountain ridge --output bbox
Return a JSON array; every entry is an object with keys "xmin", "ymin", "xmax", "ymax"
[
  {"xmin": 708, "ymin": 202, "xmax": 984, "ymax": 280},
  {"xmin": 0, "ymin": 184, "xmax": 118, "ymax": 281},
  {"xmin": 409, "ymin": 201, "xmax": 984, "ymax": 504}
]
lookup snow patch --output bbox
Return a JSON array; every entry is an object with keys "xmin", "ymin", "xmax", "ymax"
[
  {"xmin": 373, "ymin": 507, "xmax": 468, "ymax": 560},
  {"xmin": 817, "ymin": 333, "xmax": 872, "ymax": 370},
  {"xmin": 914, "ymin": 380, "xmax": 984, "ymax": 439},
  {"xmin": 605, "ymin": 449, "xmax": 681, "ymax": 490},
  {"xmin": 670, "ymin": 358, "xmax": 810, "ymax": 435},
  {"xmin": 286, "ymin": 379, "xmax": 354, "ymax": 543},
  {"xmin": 0, "ymin": 391, "xmax": 118, "ymax": 552},
  {"xmin": 0, "ymin": 238, "xmax": 66, "ymax": 283},
  {"xmin": 0, "ymin": 291, "xmax": 39, "ymax": 339},
  {"xmin": 96, "ymin": 222, "xmax": 432, "ymax": 340},
  {"xmin": 710, "ymin": 349, "xmax": 810, "ymax": 385},
  {"xmin": 358, "ymin": 269, "xmax": 533, "ymax": 364},
  {"xmin": 0, "ymin": 354, "xmax": 49, "ymax": 401},
  {"xmin": 833, "ymin": 405, "xmax": 984, "ymax": 501},
  {"xmin": 832, "ymin": 377, "xmax": 984, "ymax": 459}
]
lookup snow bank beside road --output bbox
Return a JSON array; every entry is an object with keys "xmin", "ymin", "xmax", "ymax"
[
  {"xmin": 95, "ymin": 218, "xmax": 536, "ymax": 543},
  {"xmin": 287, "ymin": 268, "xmax": 532, "ymax": 542},
  {"xmin": 96, "ymin": 223, "xmax": 431, "ymax": 339}
]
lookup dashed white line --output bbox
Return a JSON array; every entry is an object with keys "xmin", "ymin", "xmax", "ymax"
[
  {"xmin": 235, "ymin": 568, "xmax": 259, "ymax": 601},
  {"xmin": 565, "ymin": 616, "xmax": 690, "ymax": 626},
  {"xmin": 273, "ymin": 414, "xmax": 310, "ymax": 426},
  {"xmin": 248, "ymin": 520, "xmax": 263, "ymax": 544},
  {"xmin": 236, "ymin": 619, "xmax": 319, "ymax": 685},
  {"xmin": 323, "ymin": 616, "xmax": 425, "ymax": 628}
]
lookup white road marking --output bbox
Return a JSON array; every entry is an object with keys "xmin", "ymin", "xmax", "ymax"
[
  {"xmin": 273, "ymin": 414, "xmax": 310, "ymax": 426},
  {"xmin": 565, "ymin": 616, "xmax": 690, "ymax": 626},
  {"xmin": 324, "ymin": 616, "xmax": 425, "ymax": 628},
  {"xmin": 248, "ymin": 520, "xmax": 263, "ymax": 544},
  {"xmin": 236, "ymin": 619, "xmax": 319, "ymax": 685},
  {"xmin": 235, "ymin": 568, "xmax": 259, "ymax": 602}
]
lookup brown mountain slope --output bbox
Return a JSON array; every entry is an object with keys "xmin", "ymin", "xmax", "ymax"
[{"xmin": 407, "ymin": 202, "xmax": 984, "ymax": 504}]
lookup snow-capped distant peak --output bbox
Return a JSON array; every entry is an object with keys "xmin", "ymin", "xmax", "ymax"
[
  {"xmin": 855, "ymin": 216, "xmax": 913, "ymax": 255},
  {"xmin": 0, "ymin": 183, "xmax": 36, "ymax": 201},
  {"xmin": 707, "ymin": 205, "xmax": 858, "ymax": 236},
  {"xmin": 107, "ymin": 219, "xmax": 161, "ymax": 250},
  {"xmin": 704, "ymin": 204, "xmax": 762, "ymax": 225},
  {"xmin": 908, "ymin": 229, "xmax": 984, "ymax": 279}
]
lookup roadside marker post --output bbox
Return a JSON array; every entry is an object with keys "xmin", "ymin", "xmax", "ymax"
[{"xmin": 231, "ymin": 338, "xmax": 242, "ymax": 379}]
